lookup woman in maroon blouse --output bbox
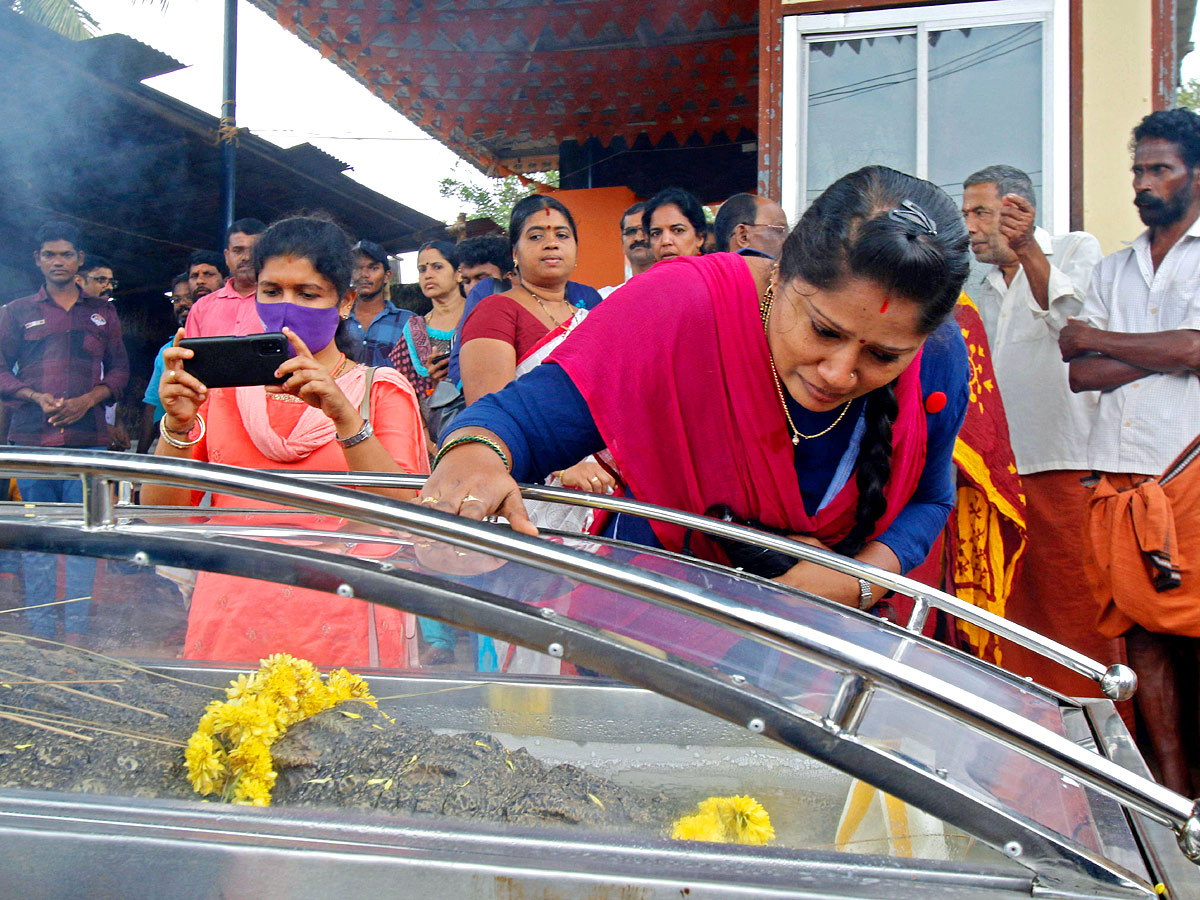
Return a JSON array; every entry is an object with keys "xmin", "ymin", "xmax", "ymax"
[{"xmin": 460, "ymin": 195, "xmax": 616, "ymax": 499}]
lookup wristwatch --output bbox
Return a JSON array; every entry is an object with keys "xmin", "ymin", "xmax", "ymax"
[
  {"xmin": 856, "ymin": 577, "xmax": 875, "ymax": 610},
  {"xmin": 336, "ymin": 419, "xmax": 374, "ymax": 449}
]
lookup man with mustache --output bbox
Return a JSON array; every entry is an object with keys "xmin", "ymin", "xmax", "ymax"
[
  {"xmin": 0, "ymin": 221, "xmax": 129, "ymax": 644},
  {"xmin": 599, "ymin": 202, "xmax": 655, "ymax": 298},
  {"xmin": 957, "ymin": 166, "xmax": 1105, "ymax": 702},
  {"xmin": 137, "ymin": 271, "xmax": 198, "ymax": 454},
  {"xmin": 137, "ymin": 254, "xmax": 224, "ymax": 453},
  {"xmin": 184, "ymin": 218, "xmax": 266, "ymax": 337},
  {"xmin": 1059, "ymin": 108, "xmax": 1200, "ymax": 797},
  {"xmin": 346, "ymin": 239, "xmax": 411, "ymax": 364},
  {"xmin": 186, "ymin": 250, "xmax": 225, "ymax": 303},
  {"xmin": 78, "ymin": 256, "xmax": 116, "ymax": 302}
]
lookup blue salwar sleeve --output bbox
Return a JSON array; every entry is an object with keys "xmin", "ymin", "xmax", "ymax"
[
  {"xmin": 875, "ymin": 320, "xmax": 969, "ymax": 573},
  {"xmin": 442, "ymin": 363, "xmax": 605, "ymax": 482}
]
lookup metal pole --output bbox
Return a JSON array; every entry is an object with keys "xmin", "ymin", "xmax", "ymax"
[{"xmin": 218, "ymin": 0, "xmax": 238, "ymax": 244}]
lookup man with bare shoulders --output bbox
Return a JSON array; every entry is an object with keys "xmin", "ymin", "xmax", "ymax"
[{"xmin": 1059, "ymin": 108, "xmax": 1200, "ymax": 796}]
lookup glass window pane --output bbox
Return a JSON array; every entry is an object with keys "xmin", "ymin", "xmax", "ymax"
[
  {"xmin": 927, "ymin": 23, "xmax": 1044, "ymax": 215},
  {"xmin": 806, "ymin": 33, "xmax": 917, "ymax": 205}
]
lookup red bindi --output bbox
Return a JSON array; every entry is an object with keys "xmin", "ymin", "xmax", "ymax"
[{"xmin": 858, "ymin": 338, "xmax": 866, "ymax": 345}]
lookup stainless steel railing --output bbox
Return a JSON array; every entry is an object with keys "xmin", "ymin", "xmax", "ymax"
[{"xmin": 0, "ymin": 446, "xmax": 1195, "ymax": 870}]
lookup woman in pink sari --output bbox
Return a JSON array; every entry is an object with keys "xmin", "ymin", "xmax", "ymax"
[
  {"xmin": 143, "ymin": 215, "xmax": 428, "ymax": 668},
  {"xmin": 422, "ymin": 167, "xmax": 973, "ymax": 611}
]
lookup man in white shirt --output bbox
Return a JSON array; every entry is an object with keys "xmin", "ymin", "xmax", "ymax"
[
  {"xmin": 598, "ymin": 202, "xmax": 655, "ymax": 298},
  {"xmin": 1059, "ymin": 109, "xmax": 1200, "ymax": 796},
  {"xmin": 960, "ymin": 165, "xmax": 1108, "ymax": 701}
]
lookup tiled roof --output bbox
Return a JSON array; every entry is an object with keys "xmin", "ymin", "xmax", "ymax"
[{"xmin": 247, "ymin": 0, "xmax": 759, "ymax": 174}]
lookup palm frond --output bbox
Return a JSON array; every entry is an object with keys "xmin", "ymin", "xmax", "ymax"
[{"xmin": 11, "ymin": 0, "xmax": 101, "ymax": 41}]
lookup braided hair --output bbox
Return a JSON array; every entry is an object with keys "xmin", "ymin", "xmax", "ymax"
[{"xmin": 777, "ymin": 166, "xmax": 970, "ymax": 555}]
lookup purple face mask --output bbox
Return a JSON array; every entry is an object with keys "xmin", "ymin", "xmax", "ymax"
[{"xmin": 255, "ymin": 301, "xmax": 340, "ymax": 354}]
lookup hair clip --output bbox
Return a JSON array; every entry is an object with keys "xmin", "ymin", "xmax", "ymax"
[{"xmin": 888, "ymin": 200, "xmax": 938, "ymax": 236}]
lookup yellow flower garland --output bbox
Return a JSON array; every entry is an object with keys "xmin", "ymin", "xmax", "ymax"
[
  {"xmin": 184, "ymin": 653, "xmax": 375, "ymax": 806},
  {"xmin": 670, "ymin": 795, "xmax": 776, "ymax": 845}
]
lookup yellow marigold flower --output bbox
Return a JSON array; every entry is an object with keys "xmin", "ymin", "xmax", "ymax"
[
  {"xmin": 224, "ymin": 672, "xmax": 254, "ymax": 701},
  {"xmin": 671, "ymin": 795, "xmax": 775, "ymax": 845},
  {"xmin": 186, "ymin": 655, "xmax": 375, "ymax": 807},
  {"xmin": 670, "ymin": 812, "xmax": 725, "ymax": 842},
  {"xmin": 212, "ymin": 695, "xmax": 282, "ymax": 745},
  {"xmin": 185, "ymin": 732, "xmax": 226, "ymax": 797},
  {"xmin": 229, "ymin": 739, "xmax": 276, "ymax": 782},
  {"xmin": 232, "ymin": 773, "xmax": 274, "ymax": 807},
  {"xmin": 327, "ymin": 668, "xmax": 377, "ymax": 706}
]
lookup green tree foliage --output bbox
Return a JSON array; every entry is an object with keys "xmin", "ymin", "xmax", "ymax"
[
  {"xmin": 9, "ymin": 0, "xmax": 100, "ymax": 40},
  {"xmin": 1180, "ymin": 78, "xmax": 1200, "ymax": 113},
  {"xmin": 438, "ymin": 165, "xmax": 560, "ymax": 228}
]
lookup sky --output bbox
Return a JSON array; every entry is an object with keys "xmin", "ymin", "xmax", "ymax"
[{"xmin": 76, "ymin": 0, "xmax": 492, "ymax": 227}]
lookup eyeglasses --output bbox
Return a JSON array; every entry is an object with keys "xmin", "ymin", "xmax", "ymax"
[
  {"xmin": 745, "ymin": 223, "xmax": 788, "ymax": 234},
  {"xmin": 86, "ymin": 275, "xmax": 118, "ymax": 288}
]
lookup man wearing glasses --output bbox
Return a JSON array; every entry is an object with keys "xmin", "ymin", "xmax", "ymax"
[
  {"xmin": 712, "ymin": 193, "xmax": 789, "ymax": 260},
  {"xmin": 78, "ymin": 256, "xmax": 117, "ymax": 301}
]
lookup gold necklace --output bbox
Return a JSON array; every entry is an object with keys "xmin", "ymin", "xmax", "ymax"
[
  {"xmin": 760, "ymin": 283, "xmax": 851, "ymax": 445},
  {"xmin": 521, "ymin": 282, "xmax": 569, "ymax": 328}
]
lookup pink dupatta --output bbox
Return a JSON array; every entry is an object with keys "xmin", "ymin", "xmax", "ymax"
[
  {"xmin": 234, "ymin": 364, "xmax": 414, "ymax": 463},
  {"xmin": 549, "ymin": 253, "xmax": 928, "ymax": 557}
]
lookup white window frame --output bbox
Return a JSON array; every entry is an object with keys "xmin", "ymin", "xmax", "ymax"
[{"xmin": 781, "ymin": 0, "xmax": 1069, "ymax": 233}]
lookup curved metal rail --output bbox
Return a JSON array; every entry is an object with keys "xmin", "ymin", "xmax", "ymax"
[
  {"xmin": 0, "ymin": 447, "xmax": 1196, "ymax": 879},
  {"xmin": 280, "ymin": 471, "xmax": 1138, "ymax": 702}
]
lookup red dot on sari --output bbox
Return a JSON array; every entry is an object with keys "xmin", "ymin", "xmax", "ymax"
[{"xmin": 925, "ymin": 391, "xmax": 947, "ymax": 414}]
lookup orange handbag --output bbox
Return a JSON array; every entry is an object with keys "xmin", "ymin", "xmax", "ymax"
[{"xmin": 1083, "ymin": 433, "xmax": 1200, "ymax": 639}]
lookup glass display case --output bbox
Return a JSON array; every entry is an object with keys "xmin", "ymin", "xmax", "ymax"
[{"xmin": 0, "ymin": 447, "xmax": 1196, "ymax": 900}]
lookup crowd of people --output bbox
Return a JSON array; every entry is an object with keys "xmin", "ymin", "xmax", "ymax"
[{"xmin": 2, "ymin": 107, "xmax": 1199, "ymax": 793}]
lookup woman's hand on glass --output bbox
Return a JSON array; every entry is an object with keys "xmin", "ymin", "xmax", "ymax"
[
  {"xmin": 267, "ymin": 327, "xmax": 354, "ymax": 424},
  {"xmin": 159, "ymin": 328, "xmax": 207, "ymax": 432},
  {"xmin": 417, "ymin": 436, "xmax": 537, "ymax": 536},
  {"xmin": 557, "ymin": 459, "xmax": 616, "ymax": 494}
]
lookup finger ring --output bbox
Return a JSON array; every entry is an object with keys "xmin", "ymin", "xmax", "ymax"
[
  {"xmin": 462, "ymin": 495, "xmax": 484, "ymax": 503},
  {"xmin": 166, "ymin": 370, "xmax": 174, "ymax": 381},
  {"xmin": 589, "ymin": 476, "xmax": 600, "ymax": 483},
  {"xmin": 420, "ymin": 496, "xmax": 440, "ymax": 505}
]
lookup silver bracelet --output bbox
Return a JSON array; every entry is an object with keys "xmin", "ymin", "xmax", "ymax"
[
  {"xmin": 336, "ymin": 418, "xmax": 374, "ymax": 449},
  {"xmin": 159, "ymin": 413, "xmax": 205, "ymax": 449}
]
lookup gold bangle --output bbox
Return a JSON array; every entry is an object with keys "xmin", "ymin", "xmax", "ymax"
[
  {"xmin": 433, "ymin": 434, "xmax": 510, "ymax": 472},
  {"xmin": 159, "ymin": 413, "xmax": 205, "ymax": 449}
]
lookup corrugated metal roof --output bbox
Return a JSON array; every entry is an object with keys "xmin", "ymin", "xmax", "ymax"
[{"xmin": 246, "ymin": 0, "xmax": 759, "ymax": 175}]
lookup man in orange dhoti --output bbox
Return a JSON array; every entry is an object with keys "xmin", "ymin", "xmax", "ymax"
[
  {"xmin": 1060, "ymin": 110, "xmax": 1200, "ymax": 795},
  {"xmin": 957, "ymin": 166, "xmax": 1122, "ymax": 705}
]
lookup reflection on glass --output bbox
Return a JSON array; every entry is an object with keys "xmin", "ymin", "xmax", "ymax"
[
  {"xmin": 806, "ymin": 33, "xmax": 917, "ymax": 202},
  {"xmin": 860, "ymin": 693, "xmax": 1105, "ymax": 856},
  {"xmin": 927, "ymin": 24, "xmax": 1043, "ymax": 212}
]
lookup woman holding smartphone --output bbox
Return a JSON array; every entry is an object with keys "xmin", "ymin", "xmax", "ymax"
[
  {"xmin": 388, "ymin": 240, "xmax": 464, "ymax": 444},
  {"xmin": 143, "ymin": 214, "xmax": 428, "ymax": 668}
]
